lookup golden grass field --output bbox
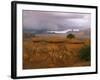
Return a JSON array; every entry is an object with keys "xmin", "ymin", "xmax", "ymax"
[{"xmin": 23, "ymin": 35, "xmax": 90, "ymax": 69}]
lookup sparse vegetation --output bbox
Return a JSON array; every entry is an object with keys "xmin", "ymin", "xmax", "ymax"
[{"xmin": 23, "ymin": 33, "xmax": 90, "ymax": 69}]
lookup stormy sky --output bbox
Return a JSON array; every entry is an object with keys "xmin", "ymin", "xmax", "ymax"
[{"xmin": 22, "ymin": 10, "xmax": 91, "ymax": 31}]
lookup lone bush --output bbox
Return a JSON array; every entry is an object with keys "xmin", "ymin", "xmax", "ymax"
[
  {"xmin": 67, "ymin": 34, "xmax": 75, "ymax": 39},
  {"xmin": 79, "ymin": 45, "xmax": 90, "ymax": 61}
]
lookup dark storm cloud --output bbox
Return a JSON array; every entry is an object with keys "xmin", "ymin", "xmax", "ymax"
[{"xmin": 23, "ymin": 10, "xmax": 91, "ymax": 31}]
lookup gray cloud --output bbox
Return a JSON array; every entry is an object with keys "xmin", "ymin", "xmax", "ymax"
[{"xmin": 22, "ymin": 10, "xmax": 91, "ymax": 31}]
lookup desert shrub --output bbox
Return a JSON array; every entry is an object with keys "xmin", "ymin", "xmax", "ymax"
[
  {"xmin": 67, "ymin": 34, "xmax": 75, "ymax": 39},
  {"xmin": 79, "ymin": 45, "xmax": 90, "ymax": 61}
]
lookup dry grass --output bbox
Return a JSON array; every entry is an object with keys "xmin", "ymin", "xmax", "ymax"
[{"xmin": 23, "ymin": 35, "xmax": 90, "ymax": 69}]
